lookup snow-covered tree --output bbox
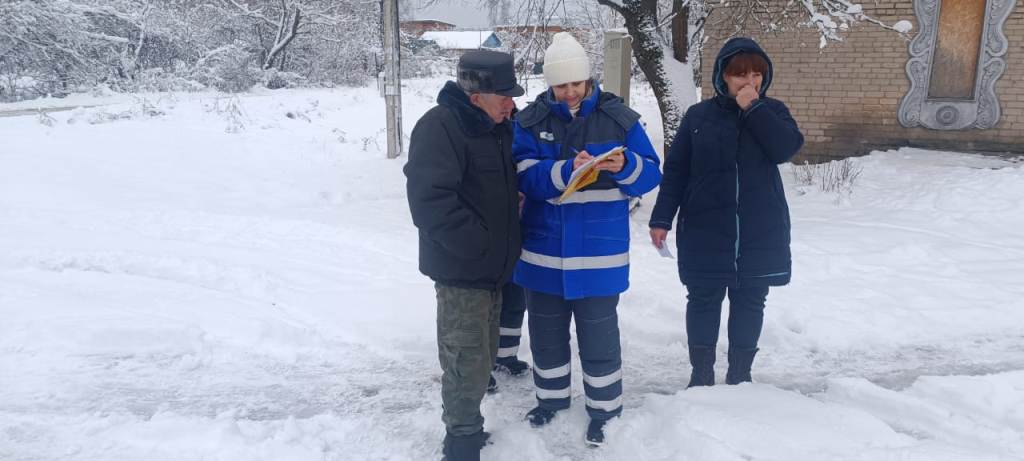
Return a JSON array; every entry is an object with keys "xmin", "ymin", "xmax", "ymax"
[
  {"xmin": 486, "ymin": 0, "xmax": 622, "ymax": 92},
  {"xmin": 708, "ymin": 0, "xmax": 913, "ymax": 49},
  {"xmin": 593, "ymin": 0, "xmax": 699, "ymax": 151},
  {"xmin": 0, "ymin": 0, "xmax": 111, "ymax": 98},
  {"xmin": 595, "ymin": 0, "xmax": 909, "ymax": 147},
  {"xmin": 209, "ymin": 0, "xmax": 380, "ymax": 86},
  {"xmin": 0, "ymin": 0, "xmax": 382, "ymax": 100}
]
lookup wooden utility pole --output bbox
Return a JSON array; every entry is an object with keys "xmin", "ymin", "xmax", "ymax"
[{"xmin": 381, "ymin": 0, "xmax": 403, "ymax": 159}]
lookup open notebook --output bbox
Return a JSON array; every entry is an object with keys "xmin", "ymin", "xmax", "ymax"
[{"xmin": 556, "ymin": 146, "xmax": 626, "ymax": 204}]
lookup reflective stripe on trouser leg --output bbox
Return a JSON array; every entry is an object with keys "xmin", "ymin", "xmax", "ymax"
[
  {"xmin": 573, "ymin": 294, "xmax": 623, "ymax": 420},
  {"xmin": 435, "ymin": 283, "xmax": 502, "ymax": 436},
  {"xmin": 497, "ymin": 334, "xmax": 520, "ymax": 358},
  {"xmin": 498, "ymin": 283, "xmax": 526, "ymax": 358},
  {"xmin": 526, "ymin": 289, "xmax": 572, "ymax": 410}
]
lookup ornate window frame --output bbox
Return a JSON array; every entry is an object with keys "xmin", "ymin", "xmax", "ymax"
[{"xmin": 898, "ymin": 0, "xmax": 1014, "ymax": 130}]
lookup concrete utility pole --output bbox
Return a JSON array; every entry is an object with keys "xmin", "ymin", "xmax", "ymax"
[
  {"xmin": 603, "ymin": 30, "xmax": 632, "ymax": 107},
  {"xmin": 381, "ymin": 0, "xmax": 403, "ymax": 159}
]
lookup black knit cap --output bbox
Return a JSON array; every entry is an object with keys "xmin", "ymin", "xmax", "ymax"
[{"xmin": 457, "ymin": 50, "xmax": 525, "ymax": 97}]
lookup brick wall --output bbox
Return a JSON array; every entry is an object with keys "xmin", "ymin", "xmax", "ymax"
[{"xmin": 700, "ymin": 1, "xmax": 1024, "ymax": 160}]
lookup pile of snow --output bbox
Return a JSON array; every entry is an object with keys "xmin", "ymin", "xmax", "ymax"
[{"xmin": 1, "ymin": 78, "xmax": 1022, "ymax": 460}]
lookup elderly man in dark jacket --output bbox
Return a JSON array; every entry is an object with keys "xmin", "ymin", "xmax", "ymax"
[
  {"xmin": 404, "ymin": 50, "xmax": 523, "ymax": 461},
  {"xmin": 649, "ymin": 37, "xmax": 804, "ymax": 388}
]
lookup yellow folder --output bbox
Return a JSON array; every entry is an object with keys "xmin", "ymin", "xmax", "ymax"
[{"xmin": 556, "ymin": 146, "xmax": 626, "ymax": 204}]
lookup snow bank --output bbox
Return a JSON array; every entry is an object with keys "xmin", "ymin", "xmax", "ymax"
[{"xmin": 1, "ymin": 78, "xmax": 1022, "ymax": 460}]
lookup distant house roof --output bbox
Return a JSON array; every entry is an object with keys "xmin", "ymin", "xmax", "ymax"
[
  {"xmin": 400, "ymin": 20, "xmax": 457, "ymax": 37},
  {"xmin": 420, "ymin": 31, "xmax": 502, "ymax": 50},
  {"xmin": 494, "ymin": 25, "xmax": 576, "ymax": 34},
  {"xmin": 403, "ymin": 19, "xmax": 456, "ymax": 28}
]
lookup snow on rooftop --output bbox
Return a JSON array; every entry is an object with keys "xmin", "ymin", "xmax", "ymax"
[{"xmin": 420, "ymin": 30, "xmax": 498, "ymax": 50}]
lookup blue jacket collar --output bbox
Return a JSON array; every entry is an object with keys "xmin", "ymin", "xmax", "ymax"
[
  {"xmin": 517, "ymin": 81, "xmax": 638, "ymax": 130},
  {"xmin": 542, "ymin": 81, "xmax": 602, "ymax": 121}
]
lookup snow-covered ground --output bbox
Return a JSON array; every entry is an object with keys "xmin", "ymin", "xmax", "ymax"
[{"xmin": 1, "ymin": 77, "xmax": 1023, "ymax": 461}]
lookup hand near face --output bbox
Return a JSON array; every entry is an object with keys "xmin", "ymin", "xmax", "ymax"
[{"xmin": 736, "ymin": 84, "xmax": 759, "ymax": 110}]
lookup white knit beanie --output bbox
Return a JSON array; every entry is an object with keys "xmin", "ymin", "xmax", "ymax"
[{"xmin": 543, "ymin": 32, "xmax": 590, "ymax": 87}]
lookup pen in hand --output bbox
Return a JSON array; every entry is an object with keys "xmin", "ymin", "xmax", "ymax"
[{"xmin": 571, "ymin": 148, "xmax": 592, "ymax": 170}]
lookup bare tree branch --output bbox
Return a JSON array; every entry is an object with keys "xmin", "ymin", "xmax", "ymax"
[{"xmin": 596, "ymin": 0, "xmax": 625, "ymax": 16}]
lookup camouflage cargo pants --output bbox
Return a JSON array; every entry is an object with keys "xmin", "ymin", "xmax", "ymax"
[{"xmin": 435, "ymin": 283, "xmax": 502, "ymax": 436}]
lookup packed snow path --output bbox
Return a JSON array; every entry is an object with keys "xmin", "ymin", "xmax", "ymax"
[{"xmin": 2, "ymin": 81, "xmax": 1022, "ymax": 460}]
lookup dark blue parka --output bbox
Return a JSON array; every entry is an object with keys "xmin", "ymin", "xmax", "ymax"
[
  {"xmin": 649, "ymin": 38, "xmax": 804, "ymax": 287},
  {"xmin": 514, "ymin": 83, "xmax": 662, "ymax": 299}
]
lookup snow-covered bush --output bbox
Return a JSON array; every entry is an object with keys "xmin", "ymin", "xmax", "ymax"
[
  {"xmin": 0, "ymin": 75, "xmax": 45, "ymax": 102},
  {"xmin": 66, "ymin": 107, "xmax": 134, "ymax": 125},
  {"xmin": 204, "ymin": 97, "xmax": 247, "ymax": 133},
  {"xmin": 793, "ymin": 160, "xmax": 817, "ymax": 187},
  {"xmin": 818, "ymin": 158, "xmax": 863, "ymax": 194},
  {"xmin": 261, "ymin": 69, "xmax": 307, "ymax": 90},
  {"xmin": 193, "ymin": 45, "xmax": 261, "ymax": 93},
  {"xmin": 333, "ymin": 128, "xmax": 348, "ymax": 144},
  {"xmin": 792, "ymin": 158, "xmax": 864, "ymax": 198},
  {"xmin": 361, "ymin": 129, "xmax": 385, "ymax": 152},
  {"xmin": 401, "ymin": 54, "xmax": 456, "ymax": 79},
  {"xmin": 130, "ymin": 97, "xmax": 166, "ymax": 118},
  {"xmin": 132, "ymin": 67, "xmax": 206, "ymax": 93},
  {"xmin": 36, "ymin": 110, "xmax": 57, "ymax": 127}
]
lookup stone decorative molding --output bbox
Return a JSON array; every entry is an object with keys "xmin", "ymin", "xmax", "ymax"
[{"xmin": 898, "ymin": 0, "xmax": 1014, "ymax": 130}]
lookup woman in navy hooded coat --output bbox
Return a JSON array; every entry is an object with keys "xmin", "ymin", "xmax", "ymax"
[{"xmin": 648, "ymin": 37, "xmax": 803, "ymax": 388}]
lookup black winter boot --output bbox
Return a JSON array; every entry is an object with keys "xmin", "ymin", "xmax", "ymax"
[
  {"xmin": 494, "ymin": 357, "xmax": 530, "ymax": 376},
  {"xmin": 585, "ymin": 419, "xmax": 607, "ymax": 446},
  {"xmin": 525, "ymin": 406, "xmax": 558, "ymax": 427},
  {"xmin": 725, "ymin": 347, "xmax": 759, "ymax": 385},
  {"xmin": 687, "ymin": 345, "xmax": 716, "ymax": 388},
  {"xmin": 441, "ymin": 430, "xmax": 486, "ymax": 461}
]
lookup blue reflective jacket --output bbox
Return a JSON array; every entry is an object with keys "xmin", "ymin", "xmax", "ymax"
[
  {"xmin": 649, "ymin": 37, "xmax": 804, "ymax": 287},
  {"xmin": 513, "ymin": 83, "xmax": 662, "ymax": 300}
]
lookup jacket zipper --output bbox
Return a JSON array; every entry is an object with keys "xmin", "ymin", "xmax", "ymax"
[
  {"xmin": 734, "ymin": 108, "xmax": 742, "ymax": 285},
  {"xmin": 498, "ymin": 135, "xmax": 512, "ymax": 291}
]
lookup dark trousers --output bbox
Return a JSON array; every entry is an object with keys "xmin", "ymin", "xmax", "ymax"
[
  {"xmin": 685, "ymin": 284, "xmax": 769, "ymax": 349},
  {"xmin": 435, "ymin": 283, "xmax": 501, "ymax": 436},
  {"xmin": 497, "ymin": 282, "xmax": 527, "ymax": 360},
  {"xmin": 526, "ymin": 289, "xmax": 622, "ymax": 421}
]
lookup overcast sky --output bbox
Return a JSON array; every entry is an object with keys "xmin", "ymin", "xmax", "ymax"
[{"xmin": 402, "ymin": 0, "xmax": 492, "ymax": 29}]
